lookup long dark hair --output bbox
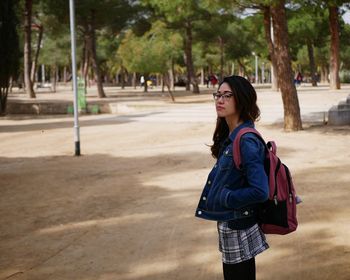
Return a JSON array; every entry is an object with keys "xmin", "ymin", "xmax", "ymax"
[{"xmin": 210, "ymin": 75, "xmax": 260, "ymax": 158}]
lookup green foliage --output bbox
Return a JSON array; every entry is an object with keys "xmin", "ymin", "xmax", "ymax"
[
  {"xmin": 118, "ymin": 21, "xmax": 182, "ymax": 74},
  {"xmin": 38, "ymin": 32, "xmax": 73, "ymax": 67},
  {"xmin": 40, "ymin": 0, "xmax": 137, "ymax": 32},
  {"xmin": 13, "ymin": 0, "xmax": 350, "ymax": 88},
  {"xmin": 288, "ymin": 5, "xmax": 329, "ymax": 46},
  {"xmin": 340, "ymin": 23, "xmax": 350, "ymax": 69},
  {"xmin": 144, "ymin": 0, "xmax": 209, "ymax": 24}
]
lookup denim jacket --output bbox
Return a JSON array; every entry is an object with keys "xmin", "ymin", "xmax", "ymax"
[{"xmin": 195, "ymin": 121, "xmax": 269, "ymax": 229}]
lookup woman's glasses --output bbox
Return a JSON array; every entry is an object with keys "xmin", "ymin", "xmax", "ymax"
[{"xmin": 212, "ymin": 92, "xmax": 234, "ymax": 101}]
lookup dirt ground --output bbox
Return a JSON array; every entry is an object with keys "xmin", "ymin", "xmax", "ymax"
[{"xmin": 1, "ymin": 84, "xmax": 350, "ymax": 280}]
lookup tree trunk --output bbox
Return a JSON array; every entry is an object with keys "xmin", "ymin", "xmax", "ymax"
[
  {"xmin": 23, "ymin": 0, "xmax": 35, "ymax": 98},
  {"xmin": 9, "ymin": 77, "xmax": 13, "ymax": 93},
  {"xmin": 51, "ymin": 65, "xmax": 57, "ymax": 92},
  {"xmin": 237, "ymin": 60, "xmax": 246, "ymax": 77},
  {"xmin": 219, "ymin": 36, "xmax": 224, "ymax": 81},
  {"xmin": 161, "ymin": 75, "xmax": 165, "ymax": 93},
  {"xmin": 306, "ymin": 40, "xmax": 317, "ymax": 86},
  {"xmin": 200, "ymin": 68, "xmax": 204, "ymax": 85},
  {"xmin": 86, "ymin": 10, "xmax": 106, "ymax": 98},
  {"xmin": 328, "ymin": 5, "xmax": 340, "ymax": 89},
  {"xmin": 163, "ymin": 72, "xmax": 175, "ymax": 102},
  {"xmin": 120, "ymin": 66, "xmax": 125, "ymax": 89},
  {"xmin": 263, "ymin": 6, "xmax": 279, "ymax": 91},
  {"xmin": 170, "ymin": 59, "xmax": 175, "ymax": 91},
  {"xmin": 143, "ymin": 73, "xmax": 149, "ymax": 92},
  {"xmin": 270, "ymin": 1, "xmax": 302, "ymax": 131},
  {"xmin": 82, "ymin": 35, "xmax": 90, "ymax": 90},
  {"xmin": 63, "ymin": 66, "xmax": 67, "ymax": 84},
  {"xmin": 184, "ymin": 21, "xmax": 199, "ymax": 93},
  {"xmin": 185, "ymin": 54, "xmax": 190, "ymax": 91},
  {"xmin": 321, "ymin": 65, "xmax": 329, "ymax": 84},
  {"xmin": 132, "ymin": 72, "xmax": 136, "ymax": 89},
  {"xmin": 81, "ymin": 37, "xmax": 88, "ymax": 94},
  {"xmin": 0, "ymin": 87, "xmax": 9, "ymax": 115},
  {"xmin": 30, "ymin": 24, "xmax": 43, "ymax": 83}
]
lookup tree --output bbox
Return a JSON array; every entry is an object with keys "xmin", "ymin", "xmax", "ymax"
[
  {"xmin": 144, "ymin": 0, "xmax": 210, "ymax": 93},
  {"xmin": 39, "ymin": 31, "xmax": 72, "ymax": 92},
  {"xmin": 270, "ymin": 1, "xmax": 302, "ymax": 130},
  {"xmin": 195, "ymin": 12, "xmax": 256, "ymax": 81},
  {"xmin": 43, "ymin": 0, "xmax": 139, "ymax": 98},
  {"xmin": 118, "ymin": 21, "xmax": 182, "ymax": 100},
  {"xmin": 339, "ymin": 21, "xmax": 350, "ymax": 72},
  {"xmin": 328, "ymin": 3, "xmax": 340, "ymax": 89},
  {"xmin": 23, "ymin": 0, "xmax": 35, "ymax": 98},
  {"xmin": 0, "ymin": 0, "xmax": 20, "ymax": 114},
  {"xmin": 305, "ymin": 0, "xmax": 350, "ymax": 89},
  {"xmin": 218, "ymin": 0, "xmax": 302, "ymax": 130},
  {"xmin": 288, "ymin": 5, "xmax": 329, "ymax": 87}
]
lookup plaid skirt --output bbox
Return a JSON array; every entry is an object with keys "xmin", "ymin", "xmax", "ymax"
[{"xmin": 217, "ymin": 222, "xmax": 269, "ymax": 264}]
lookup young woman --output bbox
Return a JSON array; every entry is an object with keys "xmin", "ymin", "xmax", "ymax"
[{"xmin": 195, "ymin": 75, "xmax": 269, "ymax": 280}]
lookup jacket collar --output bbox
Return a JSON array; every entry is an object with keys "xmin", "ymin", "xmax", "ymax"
[{"xmin": 228, "ymin": 120, "xmax": 254, "ymax": 142}]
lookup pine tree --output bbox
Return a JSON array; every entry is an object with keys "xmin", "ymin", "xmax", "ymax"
[{"xmin": 0, "ymin": 0, "xmax": 20, "ymax": 114}]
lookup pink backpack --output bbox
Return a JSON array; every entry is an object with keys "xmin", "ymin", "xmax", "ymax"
[{"xmin": 233, "ymin": 128, "xmax": 299, "ymax": 235}]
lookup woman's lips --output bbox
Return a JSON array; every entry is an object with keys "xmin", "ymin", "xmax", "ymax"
[{"xmin": 216, "ymin": 106, "xmax": 225, "ymax": 111}]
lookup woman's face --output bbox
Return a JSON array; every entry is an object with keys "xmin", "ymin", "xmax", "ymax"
[{"xmin": 214, "ymin": 82, "xmax": 239, "ymax": 120}]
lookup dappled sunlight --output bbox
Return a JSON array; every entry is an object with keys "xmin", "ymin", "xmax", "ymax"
[
  {"xmin": 118, "ymin": 260, "xmax": 179, "ymax": 280},
  {"xmin": 36, "ymin": 213, "xmax": 163, "ymax": 234},
  {"xmin": 324, "ymin": 216, "xmax": 350, "ymax": 250},
  {"xmin": 1, "ymin": 83, "xmax": 350, "ymax": 279},
  {"xmin": 257, "ymin": 246, "xmax": 291, "ymax": 265},
  {"xmin": 186, "ymin": 251, "xmax": 219, "ymax": 265},
  {"xmin": 143, "ymin": 169, "xmax": 208, "ymax": 191}
]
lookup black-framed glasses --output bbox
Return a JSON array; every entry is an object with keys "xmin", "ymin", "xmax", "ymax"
[{"xmin": 212, "ymin": 92, "xmax": 234, "ymax": 101}]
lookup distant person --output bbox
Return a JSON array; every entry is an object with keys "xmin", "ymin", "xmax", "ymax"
[
  {"xmin": 295, "ymin": 72, "xmax": 303, "ymax": 86},
  {"xmin": 210, "ymin": 74, "xmax": 218, "ymax": 87},
  {"xmin": 140, "ymin": 75, "xmax": 145, "ymax": 87},
  {"xmin": 195, "ymin": 75, "xmax": 269, "ymax": 280}
]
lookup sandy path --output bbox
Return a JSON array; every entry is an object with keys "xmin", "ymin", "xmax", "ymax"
[{"xmin": 0, "ymin": 85, "xmax": 350, "ymax": 280}]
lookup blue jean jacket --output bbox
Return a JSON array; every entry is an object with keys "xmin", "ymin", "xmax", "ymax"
[{"xmin": 195, "ymin": 121, "xmax": 269, "ymax": 228}]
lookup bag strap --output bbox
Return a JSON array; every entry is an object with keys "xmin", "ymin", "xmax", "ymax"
[{"xmin": 233, "ymin": 127, "xmax": 265, "ymax": 170}]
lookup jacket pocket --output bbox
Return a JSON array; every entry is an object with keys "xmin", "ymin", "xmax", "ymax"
[{"xmin": 218, "ymin": 149, "xmax": 233, "ymax": 171}]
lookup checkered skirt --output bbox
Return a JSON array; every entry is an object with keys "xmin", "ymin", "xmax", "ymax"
[{"xmin": 217, "ymin": 222, "xmax": 269, "ymax": 264}]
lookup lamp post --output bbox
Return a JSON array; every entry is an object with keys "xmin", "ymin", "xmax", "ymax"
[
  {"xmin": 252, "ymin": 52, "xmax": 258, "ymax": 84},
  {"xmin": 69, "ymin": 0, "xmax": 80, "ymax": 156}
]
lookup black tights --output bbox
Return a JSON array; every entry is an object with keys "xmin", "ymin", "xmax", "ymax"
[{"xmin": 223, "ymin": 258, "xmax": 256, "ymax": 280}]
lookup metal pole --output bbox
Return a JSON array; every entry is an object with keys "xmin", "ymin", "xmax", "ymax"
[{"xmin": 69, "ymin": 0, "xmax": 80, "ymax": 156}]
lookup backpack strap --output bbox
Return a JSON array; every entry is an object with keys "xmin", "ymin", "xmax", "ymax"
[{"xmin": 233, "ymin": 127, "xmax": 266, "ymax": 170}]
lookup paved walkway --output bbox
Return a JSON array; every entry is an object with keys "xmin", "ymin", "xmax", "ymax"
[{"xmin": 6, "ymin": 83, "xmax": 350, "ymax": 126}]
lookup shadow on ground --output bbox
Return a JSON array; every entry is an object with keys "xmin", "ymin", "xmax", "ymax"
[
  {"xmin": 0, "ymin": 112, "xmax": 166, "ymax": 133},
  {"xmin": 0, "ymin": 151, "xmax": 349, "ymax": 279}
]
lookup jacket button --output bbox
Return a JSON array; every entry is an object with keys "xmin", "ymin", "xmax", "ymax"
[
  {"xmin": 208, "ymin": 180, "xmax": 211, "ymax": 185},
  {"xmin": 214, "ymin": 164, "xmax": 217, "ymax": 168},
  {"xmin": 202, "ymin": 197, "xmax": 206, "ymax": 201},
  {"xmin": 225, "ymin": 150, "xmax": 229, "ymax": 155},
  {"xmin": 198, "ymin": 211, "xmax": 202, "ymax": 215},
  {"xmin": 243, "ymin": 211, "xmax": 249, "ymax": 216}
]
